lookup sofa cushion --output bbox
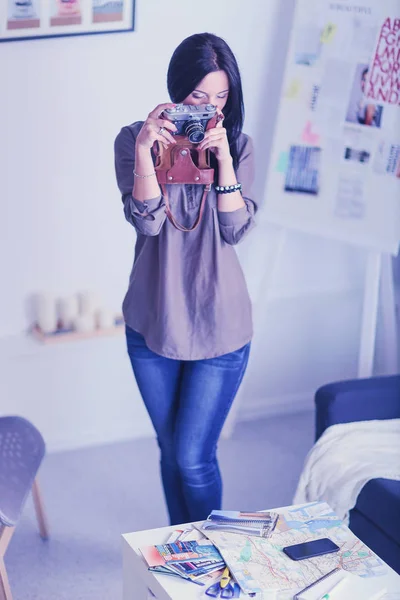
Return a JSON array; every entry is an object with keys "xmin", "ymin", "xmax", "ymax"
[
  {"xmin": 350, "ymin": 509, "xmax": 400, "ymax": 574},
  {"xmin": 315, "ymin": 375, "xmax": 400, "ymax": 441},
  {"xmin": 356, "ymin": 478, "xmax": 400, "ymax": 545}
]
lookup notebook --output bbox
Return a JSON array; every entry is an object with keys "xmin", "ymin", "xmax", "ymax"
[
  {"xmin": 201, "ymin": 509, "xmax": 279, "ymax": 538},
  {"xmin": 294, "ymin": 568, "xmax": 387, "ymax": 600}
]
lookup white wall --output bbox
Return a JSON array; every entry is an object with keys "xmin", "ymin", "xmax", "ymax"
[
  {"xmin": 0, "ymin": 0, "xmax": 290, "ymax": 337},
  {"xmin": 0, "ymin": 0, "xmax": 378, "ymax": 452}
]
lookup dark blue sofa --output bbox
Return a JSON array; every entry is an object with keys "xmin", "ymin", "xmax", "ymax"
[{"xmin": 315, "ymin": 374, "xmax": 400, "ymax": 574}]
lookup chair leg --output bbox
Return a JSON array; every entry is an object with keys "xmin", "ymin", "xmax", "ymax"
[
  {"xmin": 0, "ymin": 527, "xmax": 14, "ymax": 600},
  {"xmin": 0, "ymin": 559, "xmax": 12, "ymax": 600},
  {"xmin": 0, "ymin": 527, "xmax": 13, "ymax": 559},
  {"xmin": 31, "ymin": 477, "xmax": 49, "ymax": 540}
]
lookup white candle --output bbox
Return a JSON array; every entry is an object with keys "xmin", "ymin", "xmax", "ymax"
[
  {"xmin": 95, "ymin": 309, "xmax": 115, "ymax": 330},
  {"xmin": 35, "ymin": 293, "xmax": 58, "ymax": 334},
  {"xmin": 57, "ymin": 296, "xmax": 79, "ymax": 330},
  {"xmin": 73, "ymin": 313, "xmax": 96, "ymax": 333},
  {"xmin": 78, "ymin": 291, "xmax": 100, "ymax": 316}
]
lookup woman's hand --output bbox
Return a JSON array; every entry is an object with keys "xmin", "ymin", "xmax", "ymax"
[
  {"xmin": 197, "ymin": 109, "xmax": 231, "ymax": 162},
  {"xmin": 136, "ymin": 103, "xmax": 178, "ymax": 150}
]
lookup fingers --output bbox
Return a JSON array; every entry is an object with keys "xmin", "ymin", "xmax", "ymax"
[
  {"xmin": 215, "ymin": 108, "xmax": 225, "ymax": 127},
  {"xmin": 154, "ymin": 118, "xmax": 177, "ymax": 134},
  {"xmin": 200, "ymin": 144, "xmax": 216, "ymax": 152},
  {"xmin": 202, "ymin": 127, "xmax": 227, "ymax": 141},
  {"xmin": 151, "ymin": 119, "xmax": 176, "ymax": 144},
  {"xmin": 155, "ymin": 135, "xmax": 170, "ymax": 150},
  {"xmin": 199, "ymin": 139, "xmax": 223, "ymax": 151},
  {"xmin": 143, "ymin": 116, "xmax": 177, "ymax": 145},
  {"xmin": 216, "ymin": 112, "xmax": 225, "ymax": 128},
  {"xmin": 198, "ymin": 128, "xmax": 227, "ymax": 150},
  {"xmin": 199, "ymin": 142, "xmax": 219, "ymax": 152},
  {"xmin": 157, "ymin": 128, "xmax": 176, "ymax": 145},
  {"xmin": 148, "ymin": 102, "xmax": 177, "ymax": 120},
  {"xmin": 139, "ymin": 119, "xmax": 177, "ymax": 147}
]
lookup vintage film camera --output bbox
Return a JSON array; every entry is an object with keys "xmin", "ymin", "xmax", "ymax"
[
  {"xmin": 155, "ymin": 103, "xmax": 221, "ymax": 231},
  {"xmin": 162, "ymin": 103, "xmax": 218, "ymax": 144}
]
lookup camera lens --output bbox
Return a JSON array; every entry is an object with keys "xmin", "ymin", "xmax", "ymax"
[{"xmin": 185, "ymin": 119, "xmax": 205, "ymax": 143}]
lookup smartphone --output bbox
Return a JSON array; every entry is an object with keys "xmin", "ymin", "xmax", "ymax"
[{"xmin": 283, "ymin": 538, "xmax": 340, "ymax": 561}]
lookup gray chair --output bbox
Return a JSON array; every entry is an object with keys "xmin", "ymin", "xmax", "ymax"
[{"xmin": 0, "ymin": 416, "xmax": 49, "ymax": 600}]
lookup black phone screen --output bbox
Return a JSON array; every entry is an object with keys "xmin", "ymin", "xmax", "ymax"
[{"xmin": 283, "ymin": 538, "xmax": 340, "ymax": 561}]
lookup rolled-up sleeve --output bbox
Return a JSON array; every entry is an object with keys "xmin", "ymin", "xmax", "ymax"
[
  {"xmin": 218, "ymin": 135, "xmax": 257, "ymax": 245},
  {"xmin": 114, "ymin": 125, "xmax": 167, "ymax": 236}
]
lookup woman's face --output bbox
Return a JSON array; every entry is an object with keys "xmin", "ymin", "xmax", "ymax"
[{"xmin": 183, "ymin": 70, "xmax": 229, "ymax": 111}]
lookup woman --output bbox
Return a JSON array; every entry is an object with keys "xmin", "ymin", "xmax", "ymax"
[{"xmin": 114, "ymin": 32, "xmax": 257, "ymax": 525}]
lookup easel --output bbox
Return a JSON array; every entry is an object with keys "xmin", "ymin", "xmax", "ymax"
[
  {"xmin": 359, "ymin": 250, "xmax": 398, "ymax": 377},
  {"xmin": 223, "ymin": 229, "xmax": 399, "ymax": 438}
]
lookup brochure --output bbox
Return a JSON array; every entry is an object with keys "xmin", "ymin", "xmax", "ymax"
[{"xmin": 139, "ymin": 538, "xmax": 225, "ymax": 583}]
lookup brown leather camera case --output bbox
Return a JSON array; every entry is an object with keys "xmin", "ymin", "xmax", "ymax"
[{"xmin": 153, "ymin": 114, "xmax": 220, "ymax": 232}]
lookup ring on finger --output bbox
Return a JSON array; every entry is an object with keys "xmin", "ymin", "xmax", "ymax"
[{"xmin": 159, "ymin": 126, "xmax": 166, "ymax": 135}]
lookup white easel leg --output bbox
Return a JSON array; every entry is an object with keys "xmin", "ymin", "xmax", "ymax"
[
  {"xmin": 379, "ymin": 253, "xmax": 398, "ymax": 374},
  {"xmin": 358, "ymin": 251, "xmax": 382, "ymax": 378}
]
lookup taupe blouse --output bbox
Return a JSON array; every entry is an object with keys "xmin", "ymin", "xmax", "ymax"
[{"xmin": 114, "ymin": 121, "xmax": 257, "ymax": 360}]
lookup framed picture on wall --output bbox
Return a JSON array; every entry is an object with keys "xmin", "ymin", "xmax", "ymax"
[{"xmin": 0, "ymin": 1, "xmax": 135, "ymax": 43}]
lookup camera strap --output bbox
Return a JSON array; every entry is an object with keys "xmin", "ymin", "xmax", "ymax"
[
  {"xmin": 154, "ymin": 135, "xmax": 215, "ymax": 232},
  {"xmin": 161, "ymin": 183, "xmax": 212, "ymax": 232}
]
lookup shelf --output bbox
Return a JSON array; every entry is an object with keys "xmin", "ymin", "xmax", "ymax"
[{"xmin": 30, "ymin": 322, "xmax": 125, "ymax": 345}]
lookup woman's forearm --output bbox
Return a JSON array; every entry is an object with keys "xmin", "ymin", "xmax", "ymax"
[
  {"xmin": 217, "ymin": 157, "xmax": 246, "ymax": 212},
  {"xmin": 133, "ymin": 145, "xmax": 162, "ymax": 202}
]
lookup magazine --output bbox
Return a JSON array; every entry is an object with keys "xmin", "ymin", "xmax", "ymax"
[
  {"xmin": 155, "ymin": 540, "xmax": 223, "ymax": 564},
  {"xmin": 139, "ymin": 538, "xmax": 225, "ymax": 583}
]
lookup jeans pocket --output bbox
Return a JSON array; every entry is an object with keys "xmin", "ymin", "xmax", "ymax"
[
  {"xmin": 211, "ymin": 342, "xmax": 251, "ymax": 368},
  {"xmin": 126, "ymin": 326, "xmax": 146, "ymax": 351}
]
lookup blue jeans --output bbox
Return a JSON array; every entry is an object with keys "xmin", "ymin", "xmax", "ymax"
[{"xmin": 125, "ymin": 326, "xmax": 251, "ymax": 525}]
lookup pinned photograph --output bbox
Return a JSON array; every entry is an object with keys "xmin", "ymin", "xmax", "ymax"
[
  {"xmin": 294, "ymin": 24, "xmax": 322, "ymax": 66},
  {"xmin": 285, "ymin": 145, "xmax": 321, "ymax": 195},
  {"xmin": 345, "ymin": 64, "xmax": 383, "ymax": 128},
  {"xmin": 344, "ymin": 147, "xmax": 370, "ymax": 164}
]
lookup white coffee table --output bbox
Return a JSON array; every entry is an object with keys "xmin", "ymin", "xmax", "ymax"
[{"xmin": 122, "ymin": 504, "xmax": 400, "ymax": 600}]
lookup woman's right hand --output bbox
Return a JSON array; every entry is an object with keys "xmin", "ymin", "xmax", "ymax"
[{"xmin": 136, "ymin": 103, "xmax": 178, "ymax": 150}]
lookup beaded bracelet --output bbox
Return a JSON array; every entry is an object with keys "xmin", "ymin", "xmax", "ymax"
[
  {"xmin": 215, "ymin": 183, "xmax": 242, "ymax": 194},
  {"xmin": 133, "ymin": 170, "xmax": 156, "ymax": 179}
]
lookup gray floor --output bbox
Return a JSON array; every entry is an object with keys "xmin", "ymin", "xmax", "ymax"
[{"xmin": 6, "ymin": 410, "xmax": 315, "ymax": 600}]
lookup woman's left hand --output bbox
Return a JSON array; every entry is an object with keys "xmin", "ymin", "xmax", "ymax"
[{"xmin": 197, "ymin": 109, "xmax": 231, "ymax": 162}]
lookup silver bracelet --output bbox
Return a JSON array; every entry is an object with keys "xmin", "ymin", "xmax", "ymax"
[
  {"xmin": 215, "ymin": 183, "xmax": 242, "ymax": 194},
  {"xmin": 133, "ymin": 170, "xmax": 156, "ymax": 179}
]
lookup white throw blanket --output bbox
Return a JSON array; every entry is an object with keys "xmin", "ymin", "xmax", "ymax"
[{"xmin": 293, "ymin": 419, "xmax": 400, "ymax": 524}]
